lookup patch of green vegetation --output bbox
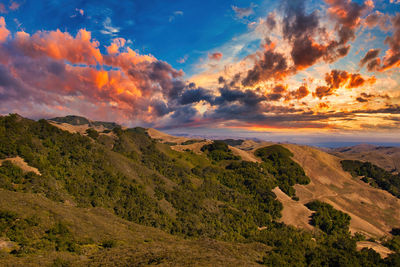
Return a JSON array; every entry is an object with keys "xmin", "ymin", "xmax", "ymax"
[
  {"xmin": 305, "ymin": 200, "xmax": 351, "ymax": 235},
  {"xmin": 0, "ymin": 210, "xmax": 84, "ymax": 255},
  {"xmin": 216, "ymin": 139, "xmax": 244, "ymax": 146},
  {"xmin": 85, "ymin": 128, "xmax": 99, "ymax": 139},
  {"xmin": 201, "ymin": 141, "xmax": 240, "ymax": 161},
  {"xmin": 341, "ymin": 160, "xmax": 400, "ymax": 198},
  {"xmin": 181, "ymin": 139, "xmax": 204, "ymax": 145},
  {"xmin": 255, "ymin": 145, "xmax": 310, "ymax": 196}
]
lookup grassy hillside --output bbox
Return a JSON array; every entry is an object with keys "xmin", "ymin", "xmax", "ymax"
[
  {"xmin": 341, "ymin": 160, "xmax": 400, "ymax": 198},
  {"xmin": 0, "ymin": 114, "xmax": 399, "ymax": 266}
]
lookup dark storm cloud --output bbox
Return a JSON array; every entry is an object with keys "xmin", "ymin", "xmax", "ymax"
[
  {"xmin": 241, "ymin": 47, "xmax": 289, "ymax": 86},
  {"xmin": 179, "ymin": 88, "xmax": 213, "ymax": 105},
  {"xmin": 360, "ymin": 49, "xmax": 380, "ymax": 67},
  {"xmin": 266, "ymin": 12, "xmax": 276, "ymax": 30}
]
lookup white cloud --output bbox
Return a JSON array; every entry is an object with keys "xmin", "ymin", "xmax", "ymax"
[{"xmin": 101, "ymin": 17, "xmax": 120, "ymax": 35}]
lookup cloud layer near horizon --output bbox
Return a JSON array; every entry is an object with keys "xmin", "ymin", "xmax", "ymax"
[{"xmin": 0, "ymin": 0, "xmax": 399, "ymax": 134}]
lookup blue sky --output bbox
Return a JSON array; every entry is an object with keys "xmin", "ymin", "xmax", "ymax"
[{"xmin": 2, "ymin": 0, "xmax": 281, "ymax": 73}]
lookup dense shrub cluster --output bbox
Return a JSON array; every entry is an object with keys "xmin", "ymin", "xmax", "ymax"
[
  {"xmin": 305, "ymin": 201, "xmax": 351, "ymax": 235},
  {"xmin": 255, "ymin": 145, "xmax": 310, "ymax": 197},
  {"xmin": 341, "ymin": 160, "xmax": 400, "ymax": 198},
  {"xmin": 201, "ymin": 141, "xmax": 240, "ymax": 161}
]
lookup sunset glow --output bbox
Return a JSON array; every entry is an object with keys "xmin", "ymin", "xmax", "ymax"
[{"xmin": 0, "ymin": 0, "xmax": 399, "ymax": 144}]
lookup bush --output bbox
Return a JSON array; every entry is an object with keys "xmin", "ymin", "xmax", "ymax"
[{"xmin": 305, "ymin": 201, "xmax": 351, "ymax": 235}]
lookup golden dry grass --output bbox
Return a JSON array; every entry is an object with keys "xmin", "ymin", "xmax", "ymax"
[
  {"xmin": 0, "ymin": 156, "xmax": 41, "ymax": 175},
  {"xmin": 356, "ymin": 241, "xmax": 394, "ymax": 258},
  {"xmin": 171, "ymin": 141, "xmax": 212, "ymax": 154},
  {"xmin": 330, "ymin": 145, "xmax": 400, "ymax": 173},
  {"xmin": 283, "ymin": 144, "xmax": 400, "ymax": 238},
  {"xmin": 272, "ymin": 187, "xmax": 314, "ymax": 231},
  {"xmin": 229, "ymin": 146, "xmax": 261, "ymax": 163},
  {"xmin": 146, "ymin": 128, "xmax": 192, "ymax": 144}
]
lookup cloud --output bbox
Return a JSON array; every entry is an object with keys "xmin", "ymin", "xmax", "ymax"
[
  {"xmin": 0, "ymin": 23, "xmax": 202, "ymax": 124},
  {"xmin": 209, "ymin": 52, "xmax": 223, "ymax": 61},
  {"xmin": 242, "ymin": 39, "xmax": 289, "ymax": 86},
  {"xmin": 313, "ymin": 69, "xmax": 375, "ymax": 98},
  {"xmin": 266, "ymin": 12, "xmax": 276, "ymax": 30},
  {"xmin": 381, "ymin": 14, "xmax": 400, "ymax": 70},
  {"xmin": 71, "ymin": 8, "xmax": 85, "ymax": 18},
  {"xmin": 0, "ymin": 17, "xmax": 10, "ymax": 43},
  {"xmin": 101, "ymin": 17, "xmax": 120, "ymax": 35},
  {"xmin": 288, "ymin": 85, "xmax": 309, "ymax": 100},
  {"xmin": 232, "ymin": 4, "xmax": 255, "ymax": 19},
  {"xmin": 106, "ymin": 38, "xmax": 126, "ymax": 54},
  {"xmin": 169, "ymin": 10, "xmax": 183, "ymax": 22},
  {"xmin": 177, "ymin": 55, "xmax": 188, "ymax": 63},
  {"xmin": 239, "ymin": 0, "xmax": 368, "ymax": 87},
  {"xmin": 179, "ymin": 87, "xmax": 213, "ymax": 105},
  {"xmin": 0, "ymin": 1, "xmax": 398, "ymax": 132},
  {"xmin": 364, "ymin": 11, "xmax": 390, "ymax": 30},
  {"xmin": 13, "ymin": 29, "xmax": 103, "ymax": 65},
  {"xmin": 360, "ymin": 48, "xmax": 380, "ymax": 67},
  {"xmin": 9, "ymin": 1, "xmax": 20, "ymax": 11},
  {"xmin": 0, "ymin": 4, "xmax": 5, "ymax": 13}
]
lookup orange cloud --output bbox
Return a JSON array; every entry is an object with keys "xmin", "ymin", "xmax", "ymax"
[
  {"xmin": 106, "ymin": 38, "xmax": 126, "ymax": 54},
  {"xmin": 209, "ymin": 52, "xmax": 223, "ymax": 61},
  {"xmin": 0, "ymin": 17, "xmax": 10, "ymax": 43},
  {"xmin": 0, "ymin": 26, "xmax": 186, "ymax": 124},
  {"xmin": 9, "ymin": 1, "xmax": 20, "ymax": 11},
  {"xmin": 14, "ymin": 29, "xmax": 103, "ymax": 65},
  {"xmin": 313, "ymin": 70, "xmax": 376, "ymax": 99}
]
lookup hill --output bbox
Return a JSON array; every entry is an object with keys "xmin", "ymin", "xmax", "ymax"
[
  {"xmin": 50, "ymin": 115, "xmax": 120, "ymax": 130},
  {"xmin": 329, "ymin": 144, "xmax": 400, "ymax": 173},
  {"xmin": 0, "ymin": 114, "xmax": 399, "ymax": 266}
]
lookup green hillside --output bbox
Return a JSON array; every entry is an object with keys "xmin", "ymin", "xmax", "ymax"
[{"xmin": 0, "ymin": 114, "xmax": 399, "ymax": 266}]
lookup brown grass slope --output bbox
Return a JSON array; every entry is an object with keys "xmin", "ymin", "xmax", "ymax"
[
  {"xmin": 282, "ymin": 144, "xmax": 400, "ymax": 238},
  {"xmin": 329, "ymin": 144, "xmax": 400, "ymax": 173},
  {"xmin": 147, "ymin": 128, "xmax": 192, "ymax": 144}
]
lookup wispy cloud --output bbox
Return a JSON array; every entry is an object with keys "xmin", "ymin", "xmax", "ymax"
[
  {"xmin": 100, "ymin": 17, "xmax": 120, "ymax": 35},
  {"xmin": 232, "ymin": 4, "xmax": 255, "ymax": 19},
  {"xmin": 169, "ymin": 10, "xmax": 183, "ymax": 22}
]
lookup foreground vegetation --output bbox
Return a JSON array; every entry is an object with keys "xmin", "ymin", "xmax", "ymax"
[{"xmin": 0, "ymin": 114, "xmax": 399, "ymax": 266}]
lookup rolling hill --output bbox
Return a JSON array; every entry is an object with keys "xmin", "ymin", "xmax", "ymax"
[{"xmin": 0, "ymin": 114, "xmax": 399, "ymax": 266}]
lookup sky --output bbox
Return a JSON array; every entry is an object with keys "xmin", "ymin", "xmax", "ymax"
[{"xmin": 0, "ymin": 0, "xmax": 400, "ymax": 145}]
